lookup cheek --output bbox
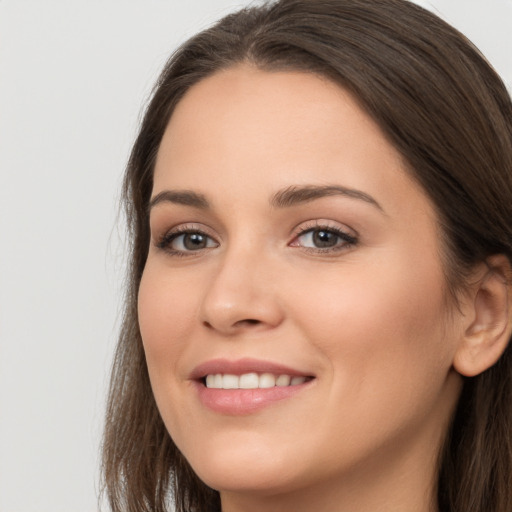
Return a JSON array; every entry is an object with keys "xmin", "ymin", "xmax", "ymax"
[
  {"xmin": 138, "ymin": 265, "xmax": 195, "ymax": 379},
  {"xmin": 137, "ymin": 264, "xmax": 204, "ymax": 446},
  {"xmin": 283, "ymin": 256, "xmax": 459, "ymax": 468},
  {"xmin": 289, "ymin": 251, "xmax": 455, "ymax": 404}
]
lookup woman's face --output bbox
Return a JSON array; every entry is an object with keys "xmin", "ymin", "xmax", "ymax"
[{"xmin": 138, "ymin": 66, "xmax": 463, "ymax": 507}]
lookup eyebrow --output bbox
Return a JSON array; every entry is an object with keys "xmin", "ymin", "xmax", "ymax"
[
  {"xmin": 270, "ymin": 185, "xmax": 384, "ymax": 212},
  {"xmin": 149, "ymin": 190, "xmax": 210, "ymax": 211},
  {"xmin": 148, "ymin": 184, "xmax": 383, "ymax": 213}
]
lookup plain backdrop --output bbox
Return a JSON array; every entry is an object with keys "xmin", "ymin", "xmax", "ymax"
[{"xmin": 0, "ymin": 1, "xmax": 510, "ymax": 511}]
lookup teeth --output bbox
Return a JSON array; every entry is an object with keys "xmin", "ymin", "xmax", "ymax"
[
  {"xmin": 259, "ymin": 373, "xmax": 276, "ymax": 388},
  {"xmin": 276, "ymin": 374, "xmax": 291, "ymax": 386},
  {"xmin": 239, "ymin": 373, "xmax": 259, "ymax": 389},
  {"xmin": 205, "ymin": 373, "xmax": 309, "ymax": 389},
  {"xmin": 222, "ymin": 374, "xmax": 239, "ymax": 389}
]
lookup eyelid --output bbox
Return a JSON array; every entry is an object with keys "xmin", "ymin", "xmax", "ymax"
[
  {"xmin": 290, "ymin": 219, "xmax": 358, "ymax": 239},
  {"xmin": 154, "ymin": 222, "xmax": 216, "ymax": 240},
  {"xmin": 289, "ymin": 219, "xmax": 358, "ymax": 252},
  {"xmin": 154, "ymin": 223, "xmax": 220, "ymax": 253},
  {"xmin": 152, "ymin": 219, "xmax": 357, "ymax": 256}
]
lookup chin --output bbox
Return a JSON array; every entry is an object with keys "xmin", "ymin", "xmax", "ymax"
[
  {"xmin": 178, "ymin": 434, "xmax": 304, "ymax": 494},
  {"xmin": 199, "ymin": 467, "xmax": 290, "ymax": 495}
]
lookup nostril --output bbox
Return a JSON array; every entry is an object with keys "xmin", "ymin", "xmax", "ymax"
[
  {"xmin": 202, "ymin": 318, "xmax": 263, "ymax": 333},
  {"xmin": 202, "ymin": 318, "xmax": 261, "ymax": 332},
  {"xmin": 235, "ymin": 319, "xmax": 261, "ymax": 327}
]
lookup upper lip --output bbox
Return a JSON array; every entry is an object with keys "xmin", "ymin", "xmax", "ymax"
[{"xmin": 189, "ymin": 358, "xmax": 314, "ymax": 380}]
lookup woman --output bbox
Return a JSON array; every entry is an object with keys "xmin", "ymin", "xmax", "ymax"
[{"xmin": 102, "ymin": 1, "xmax": 512, "ymax": 511}]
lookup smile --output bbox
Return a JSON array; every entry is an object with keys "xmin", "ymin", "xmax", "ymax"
[
  {"xmin": 205, "ymin": 373, "xmax": 309, "ymax": 389},
  {"xmin": 190, "ymin": 358, "xmax": 315, "ymax": 414}
]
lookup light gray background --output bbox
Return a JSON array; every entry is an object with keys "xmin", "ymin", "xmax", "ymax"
[{"xmin": 0, "ymin": 1, "xmax": 510, "ymax": 511}]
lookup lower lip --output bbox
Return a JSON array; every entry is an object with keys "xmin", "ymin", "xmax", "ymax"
[{"xmin": 194, "ymin": 380, "xmax": 312, "ymax": 415}]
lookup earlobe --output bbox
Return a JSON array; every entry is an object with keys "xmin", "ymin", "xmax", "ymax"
[{"xmin": 453, "ymin": 255, "xmax": 512, "ymax": 377}]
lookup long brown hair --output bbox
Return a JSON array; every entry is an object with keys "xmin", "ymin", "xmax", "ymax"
[{"xmin": 101, "ymin": 1, "xmax": 512, "ymax": 511}]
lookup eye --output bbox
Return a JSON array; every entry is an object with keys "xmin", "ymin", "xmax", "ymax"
[
  {"xmin": 157, "ymin": 229, "xmax": 219, "ymax": 255},
  {"xmin": 291, "ymin": 225, "xmax": 357, "ymax": 252}
]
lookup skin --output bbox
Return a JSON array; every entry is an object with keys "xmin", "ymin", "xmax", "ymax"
[{"xmin": 138, "ymin": 65, "xmax": 469, "ymax": 512}]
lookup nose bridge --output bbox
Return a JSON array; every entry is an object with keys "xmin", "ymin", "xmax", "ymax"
[{"xmin": 200, "ymin": 237, "xmax": 282, "ymax": 333}]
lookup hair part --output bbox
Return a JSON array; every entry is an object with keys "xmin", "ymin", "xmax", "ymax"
[{"xmin": 101, "ymin": 1, "xmax": 512, "ymax": 511}]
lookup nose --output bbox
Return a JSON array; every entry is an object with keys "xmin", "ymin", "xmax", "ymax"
[{"xmin": 200, "ymin": 247, "xmax": 284, "ymax": 336}]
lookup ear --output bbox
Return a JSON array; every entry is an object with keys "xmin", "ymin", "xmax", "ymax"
[{"xmin": 453, "ymin": 254, "xmax": 512, "ymax": 377}]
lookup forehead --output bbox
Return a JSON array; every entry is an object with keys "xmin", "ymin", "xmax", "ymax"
[
  {"xmin": 153, "ymin": 64, "xmax": 430, "ymax": 220},
  {"xmin": 158, "ymin": 65, "xmax": 388, "ymax": 165}
]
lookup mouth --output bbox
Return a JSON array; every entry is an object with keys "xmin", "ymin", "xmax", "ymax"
[
  {"xmin": 203, "ymin": 373, "xmax": 312, "ymax": 389},
  {"xmin": 190, "ymin": 358, "xmax": 315, "ymax": 414}
]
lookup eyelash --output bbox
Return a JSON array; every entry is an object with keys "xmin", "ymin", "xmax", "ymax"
[
  {"xmin": 291, "ymin": 222, "xmax": 358, "ymax": 254},
  {"xmin": 156, "ymin": 225, "xmax": 218, "ymax": 257},
  {"xmin": 155, "ymin": 223, "xmax": 358, "ymax": 257}
]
